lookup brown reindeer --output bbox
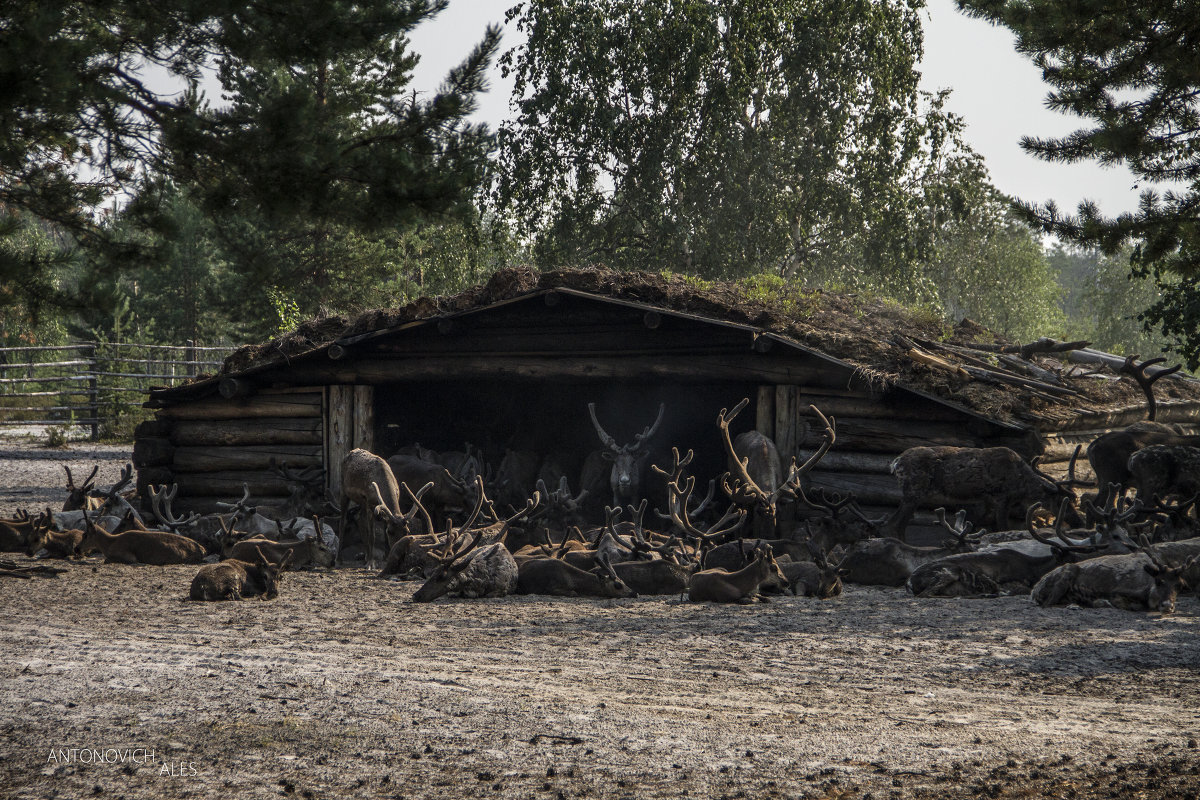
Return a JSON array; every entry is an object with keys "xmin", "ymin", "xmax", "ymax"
[
  {"xmin": 1032, "ymin": 549, "xmax": 1199, "ymax": 613},
  {"xmin": 62, "ymin": 465, "xmax": 101, "ymax": 511},
  {"xmin": 516, "ymin": 554, "xmax": 637, "ymax": 598},
  {"xmin": 78, "ymin": 515, "xmax": 205, "ymax": 565},
  {"xmin": 717, "ymin": 398, "xmax": 836, "ymax": 537},
  {"xmin": 687, "ymin": 542, "xmax": 790, "ymax": 603},
  {"xmin": 888, "ymin": 445, "xmax": 1084, "ymax": 540},
  {"xmin": 190, "ymin": 547, "xmax": 291, "ymax": 601}
]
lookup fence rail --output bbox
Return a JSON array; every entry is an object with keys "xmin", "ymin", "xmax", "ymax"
[{"xmin": 0, "ymin": 340, "xmax": 240, "ymax": 438}]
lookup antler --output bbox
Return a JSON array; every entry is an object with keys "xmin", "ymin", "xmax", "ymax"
[
  {"xmin": 631, "ymin": 403, "xmax": 665, "ymax": 453},
  {"xmin": 779, "ymin": 405, "xmax": 837, "ymax": 496},
  {"xmin": 1026, "ymin": 499, "xmax": 1105, "ymax": 552},
  {"xmin": 1120, "ymin": 355, "xmax": 1183, "ymax": 421},
  {"xmin": 666, "ymin": 474, "xmax": 746, "ymax": 543},
  {"xmin": 933, "ymin": 507, "xmax": 985, "ymax": 547},
  {"xmin": 717, "ymin": 398, "xmax": 771, "ymax": 506},
  {"xmin": 588, "ymin": 402, "xmax": 619, "ymax": 451},
  {"xmin": 215, "ymin": 483, "xmax": 254, "ymax": 513},
  {"xmin": 148, "ymin": 484, "xmax": 200, "ymax": 530}
]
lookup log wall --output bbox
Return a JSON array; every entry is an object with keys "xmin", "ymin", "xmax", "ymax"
[{"xmin": 134, "ymin": 387, "xmax": 324, "ymax": 513}]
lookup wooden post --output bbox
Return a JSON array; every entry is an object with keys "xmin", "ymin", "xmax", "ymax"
[
  {"xmin": 186, "ymin": 340, "xmax": 196, "ymax": 378},
  {"xmin": 775, "ymin": 385, "xmax": 800, "ymax": 457},
  {"xmin": 326, "ymin": 385, "xmax": 354, "ymax": 501},
  {"xmin": 352, "ymin": 385, "xmax": 375, "ymax": 453},
  {"xmin": 87, "ymin": 344, "xmax": 98, "ymax": 442},
  {"xmin": 756, "ymin": 386, "xmax": 775, "ymax": 438}
]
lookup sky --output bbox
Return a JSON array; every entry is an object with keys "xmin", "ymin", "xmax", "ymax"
[{"xmin": 405, "ymin": 0, "xmax": 1146, "ymax": 218}]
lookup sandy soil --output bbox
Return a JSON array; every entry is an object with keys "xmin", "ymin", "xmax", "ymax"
[{"xmin": 1, "ymin": 439, "xmax": 1199, "ymax": 800}]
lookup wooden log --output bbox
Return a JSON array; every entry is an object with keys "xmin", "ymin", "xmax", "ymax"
[
  {"xmin": 156, "ymin": 393, "xmax": 322, "ymax": 420},
  {"xmin": 353, "ymin": 385, "xmax": 374, "ymax": 453},
  {"xmin": 804, "ymin": 470, "xmax": 903, "ymax": 506},
  {"xmin": 170, "ymin": 471, "xmax": 291, "ymax": 498},
  {"xmin": 168, "ymin": 418, "xmax": 323, "ymax": 447},
  {"xmin": 797, "ymin": 417, "xmax": 978, "ymax": 453},
  {"xmin": 245, "ymin": 354, "xmax": 855, "ymax": 388},
  {"xmin": 755, "ymin": 386, "xmax": 775, "ymax": 438},
  {"xmin": 132, "ymin": 437, "xmax": 174, "ymax": 468},
  {"xmin": 797, "ymin": 450, "xmax": 897, "ymax": 474},
  {"xmin": 171, "ymin": 445, "xmax": 323, "ymax": 472},
  {"xmin": 775, "ymin": 385, "xmax": 800, "ymax": 457},
  {"xmin": 794, "ymin": 393, "xmax": 961, "ymax": 423},
  {"xmin": 326, "ymin": 385, "xmax": 354, "ymax": 500},
  {"xmin": 134, "ymin": 419, "xmax": 172, "ymax": 439}
]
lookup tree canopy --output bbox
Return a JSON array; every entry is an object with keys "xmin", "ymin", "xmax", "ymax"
[
  {"xmin": 955, "ymin": 0, "xmax": 1200, "ymax": 365},
  {"xmin": 495, "ymin": 0, "xmax": 965, "ymax": 287},
  {"xmin": 1, "ymin": 0, "xmax": 501, "ymax": 336}
]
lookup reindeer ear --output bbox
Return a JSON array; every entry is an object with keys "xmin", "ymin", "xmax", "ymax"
[
  {"xmin": 1143, "ymin": 562, "xmax": 1164, "ymax": 577},
  {"xmin": 601, "ymin": 451, "xmax": 615, "ymax": 462}
]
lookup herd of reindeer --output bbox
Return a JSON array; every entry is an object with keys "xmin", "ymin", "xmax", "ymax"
[{"xmin": 3, "ymin": 380, "xmax": 1200, "ymax": 612}]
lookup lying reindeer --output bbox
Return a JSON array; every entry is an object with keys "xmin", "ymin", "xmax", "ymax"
[
  {"xmin": 1032, "ymin": 549, "xmax": 1199, "ymax": 613},
  {"xmin": 190, "ymin": 547, "xmax": 291, "ymax": 601},
  {"xmin": 78, "ymin": 515, "xmax": 205, "ymax": 565},
  {"xmin": 687, "ymin": 542, "xmax": 790, "ymax": 603}
]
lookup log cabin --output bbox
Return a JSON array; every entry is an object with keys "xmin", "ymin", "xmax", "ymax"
[{"xmin": 135, "ymin": 268, "xmax": 1200, "ymax": 539}]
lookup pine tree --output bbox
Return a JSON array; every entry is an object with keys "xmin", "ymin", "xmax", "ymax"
[
  {"xmin": 164, "ymin": 0, "xmax": 500, "ymax": 320},
  {"xmin": 956, "ymin": 0, "xmax": 1200, "ymax": 365}
]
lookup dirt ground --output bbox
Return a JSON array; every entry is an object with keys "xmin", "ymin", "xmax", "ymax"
[{"xmin": 2, "ymin": 438, "xmax": 1200, "ymax": 800}]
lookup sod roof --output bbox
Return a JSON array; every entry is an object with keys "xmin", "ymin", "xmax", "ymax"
[{"xmin": 209, "ymin": 267, "xmax": 1200, "ymax": 429}]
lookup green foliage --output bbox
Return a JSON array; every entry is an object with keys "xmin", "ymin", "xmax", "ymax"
[
  {"xmin": 1051, "ymin": 245, "xmax": 1176, "ymax": 357},
  {"xmin": 926, "ymin": 191, "xmax": 1065, "ymax": 342},
  {"xmin": 956, "ymin": 0, "xmax": 1200, "ymax": 366},
  {"xmin": 163, "ymin": 0, "xmax": 502, "ymax": 327},
  {"xmin": 497, "ymin": 0, "xmax": 967, "ymax": 286}
]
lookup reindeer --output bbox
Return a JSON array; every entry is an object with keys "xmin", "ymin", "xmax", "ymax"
[
  {"xmin": 780, "ymin": 543, "xmax": 843, "ymax": 598},
  {"xmin": 717, "ymin": 398, "xmax": 836, "ymax": 538},
  {"xmin": 838, "ymin": 508, "xmax": 985, "ymax": 586},
  {"xmin": 78, "ymin": 514, "xmax": 205, "ymax": 565},
  {"xmin": 386, "ymin": 453, "xmax": 475, "ymax": 523},
  {"xmin": 687, "ymin": 542, "xmax": 790, "ymax": 603},
  {"xmin": 411, "ymin": 527, "xmax": 519, "ymax": 603},
  {"xmin": 223, "ymin": 521, "xmax": 336, "ymax": 569},
  {"xmin": 1032, "ymin": 549, "xmax": 1199, "ymax": 613},
  {"xmin": 516, "ymin": 553, "xmax": 637, "ymax": 598},
  {"xmin": 26, "ymin": 509, "xmax": 84, "ymax": 558},
  {"xmin": 588, "ymin": 401, "xmax": 665, "ymax": 508},
  {"xmin": 888, "ymin": 445, "xmax": 1084, "ymax": 540},
  {"xmin": 1127, "ymin": 445, "xmax": 1200, "ymax": 505},
  {"xmin": 189, "ymin": 547, "xmax": 291, "ymax": 601},
  {"xmin": 340, "ymin": 448, "xmax": 404, "ymax": 568},
  {"xmin": 1085, "ymin": 355, "xmax": 1196, "ymax": 495},
  {"xmin": 62, "ymin": 465, "xmax": 101, "ymax": 511},
  {"xmin": 0, "ymin": 510, "xmax": 46, "ymax": 553}
]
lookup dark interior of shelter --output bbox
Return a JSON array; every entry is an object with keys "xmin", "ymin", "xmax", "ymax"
[{"xmin": 375, "ymin": 378, "xmax": 762, "ymax": 488}]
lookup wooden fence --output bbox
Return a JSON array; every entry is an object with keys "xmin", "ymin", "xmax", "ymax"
[{"xmin": 0, "ymin": 341, "xmax": 239, "ymax": 439}]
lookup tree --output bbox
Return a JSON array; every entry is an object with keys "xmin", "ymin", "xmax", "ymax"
[
  {"xmin": 164, "ymin": 0, "xmax": 500, "ymax": 321},
  {"xmin": 0, "ymin": 0, "xmax": 212, "ymax": 322},
  {"xmin": 955, "ymin": 0, "xmax": 1200, "ymax": 365},
  {"xmin": 496, "ymin": 0, "xmax": 965, "ymax": 286},
  {"xmin": 1049, "ymin": 245, "xmax": 1174, "ymax": 356},
  {"xmin": 2, "ymin": 0, "xmax": 500, "ymax": 331}
]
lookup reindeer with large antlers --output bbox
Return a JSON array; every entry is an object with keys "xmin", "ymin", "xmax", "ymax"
[
  {"xmin": 588, "ymin": 401, "xmax": 665, "ymax": 508},
  {"xmin": 1085, "ymin": 355, "xmax": 1198, "ymax": 497},
  {"xmin": 717, "ymin": 398, "xmax": 836, "ymax": 538},
  {"xmin": 62, "ymin": 465, "xmax": 101, "ymax": 511}
]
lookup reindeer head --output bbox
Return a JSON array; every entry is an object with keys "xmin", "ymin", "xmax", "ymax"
[{"xmin": 589, "ymin": 402, "xmax": 665, "ymax": 505}]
